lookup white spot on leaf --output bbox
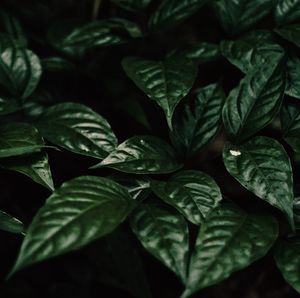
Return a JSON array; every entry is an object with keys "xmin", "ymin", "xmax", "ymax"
[{"xmin": 230, "ymin": 150, "xmax": 241, "ymax": 156}]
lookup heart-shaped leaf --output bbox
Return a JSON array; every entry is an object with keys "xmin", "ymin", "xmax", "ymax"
[
  {"xmin": 91, "ymin": 136, "xmax": 182, "ymax": 174},
  {"xmin": 131, "ymin": 204, "xmax": 189, "ymax": 281},
  {"xmin": 181, "ymin": 203, "xmax": 278, "ymax": 297},
  {"xmin": 0, "ymin": 210, "xmax": 24, "ymax": 234},
  {"xmin": 9, "ymin": 176, "xmax": 136, "ymax": 276},
  {"xmin": 36, "ymin": 102, "xmax": 118, "ymax": 159},
  {"xmin": 223, "ymin": 136, "xmax": 294, "ymax": 228},
  {"xmin": 171, "ymin": 82, "xmax": 225, "ymax": 158},
  {"xmin": 275, "ymin": 0, "xmax": 300, "ymax": 25},
  {"xmin": 122, "ymin": 56, "xmax": 197, "ymax": 128},
  {"xmin": 151, "ymin": 170, "xmax": 222, "ymax": 225},
  {"xmin": 222, "ymin": 58, "xmax": 285, "ymax": 142}
]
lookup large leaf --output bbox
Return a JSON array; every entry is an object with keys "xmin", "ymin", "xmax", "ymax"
[
  {"xmin": 171, "ymin": 82, "xmax": 225, "ymax": 158},
  {"xmin": 0, "ymin": 38, "xmax": 41, "ymax": 98},
  {"xmin": 286, "ymin": 55, "xmax": 300, "ymax": 99},
  {"xmin": 0, "ymin": 123, "xmax": 44, "ymax": 158},
  {"xmin": 111, "ymin": 0, "xmax": 151, "ymax": 11},
  {"xmin": 131, "ymin": 204, "xmax": 189, "ymax": 281},
  {"xmin": 91, "ymin": 136, "xmax": 182, "ymax": 174},
  {"xmin": 275, "ymin": 0, "xmax": 300, "ymax": 25},
  {"xmin": 9, "ymin": 176, "xmax": 136, "ymax": 276},
  {"xmin": 36, "ymin": 102, "xmax": 118, "ymax": 159},
  {"xmin": 1, "ymin": 152, "xmax": 54, "ymax": 191},
  {"xmin": 181, "ymin": 203, "xmax": 278, "ymax": 297},
  {"xmin": 222, "ymin": 58, "xmax": 285, "ymax": 142},
  {"xmin": 0, "ymin": 210, "xmax": 24, "ymax": 234},
  {"xmin": 151, "ymin": 170, "xmax": 222, "ymax": 225},
  {"xmin": 122, "ymin": 56, "xmax": 197, "ymax": 128},
  {"xmin": 274, "ymin": 236, "xmax": 300, "ymax": 294},
  {"xmin": 149, "ymin": 0, "xmax": 208, "ymax": 30},
  {"xmin": 281, "ymin": 102, "xmax": 300, "ymax": 152},
  {"xmin": 223, "ymin": 136, "xmax": 294, "ymax": 227},
  {"xmin": 275, "ymin": 24, "xmax": 300, "ymax": 48},
  {"xmin": 211, "ymin": 0, "xmax": 274, "ymax": 35}
]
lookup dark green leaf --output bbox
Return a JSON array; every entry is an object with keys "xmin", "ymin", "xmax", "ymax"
[
  {"xmin": 223, "ymin": 136, "xmax": 294, "ymax": 228},
  {"xmin": 0, "ymin": 210, "xmax": 24, "ymax": 234},
  {"xmin": 149, "ymin": 0, "xmax": 208, "ymax": 30},
  {"xmin": 91, "ymin": 136, "xmax": 182, "ymax": 174},
  {"xmin": 9, "ymin": 176, "xmax": 136, "ymax": 276},
  {"xmin": 211, "ymin": 0, "xmax": 273, "ymax": 35},
  {"xmin": 275, "ymin": 0, "xmax": 300, "ymax": 25},
  {"xmin": 0, "ymin": 123, "xmax": 44, "ymax": 158},
  {"xmin": 275, "ymin": 24, "xmax": 300, "ymax": 48},
  {"xmin": 294, "ymin": 196, "xmax": 300, "ymax": 230},
  {"xmin": 286, "ymin": 55, "xmax": 300, "ymax": 99},
  {"xmin": 222, "ymin": 58, "xmax": 285, "ymax": 142},
  {"xmin": 122, "ymin": 56, "xmax": 197, "ymax": 128},
  {"xmin": 131, "ymin": 204, "xmax": 189, "ymax": 281},
  {"xmin": 1, "ymin": 152, "xmax": 54, "ymax": 191},
  {"xmin": 41, "ymin": 57, "xmax": 76, "ymax": 73},
  {"xmin": 0, "ymin": 95, "xmax": 21, "ymax": 115},
  {"xmin": 111, "ymin": 0, "xmax": 151, "ymax": 12},
  {"xmin": 181, "ymin": 203, "xmax": 278, "ymax": 297},
  {"xmin": 151, "ymin": 170, "xmax": 222, "ymax": 225},
  {"xmin": 36, "ymin": 102, "xmax": 118, "ymax": 159},
  {"xmin": 171, "ymin": 82, "xmax": 225, "ymax": 158},
  {"xmin": 274, "ymin": 236, "xmax": 300, "ymax": 294}
]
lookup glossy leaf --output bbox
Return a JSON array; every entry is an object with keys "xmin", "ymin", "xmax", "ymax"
[
  {"xmin": 151, "ymin": 170, "xmax": 222, "ymax": 225},
  {"xmin": 275, "ymin": 0, "xmax": 300, "ymax": 25},
  {"xmin": 122, "ymin": 56, "xmax": 197, "ymax": 128},
  {"xmin": 36, "ymin": 102, "xmax": 118, "ymax": 159},
  {"xmin": 171, "ymin": 82, "xmax": 225, "ymax": 158},
  {"xmin": 222, "ymin": 58, "xmax": 285, "ymax": 142},
  {"xmin": 181, "ymin": 204, "xmax": 278, "ymax": 297},
  {"xmin": 286, "ymin": 55, "xmax": 300, "ymax": 99},
  {"xmin": 131, "ymin": 204, "xmax": 189, "ymax": 281},
  {"xmin": 0, "ymin": 123, "xmax": 44, "ymax": 158},
  {"xmin": 274, "ymin": 236, "xmax": 300, "ymax": 294},
  {"xmin": 1, "ymin": 152, "xmax": 54, "ymax": 191},
  {"xmin": 0, "ymin": 210, "xmax": 24, "ymax": 234},
  {"xmin": 275, "ymin": 24, "xmax": 300, "ymax": 48},
  {"xmin": 92, "ymin": 136, "xmax": 182, "ymax": 174},
  {"xmin": 9, "ymin": 176, "xmax": 136, "ymax": 275},
  {"xmin": 223, "ymin": 136, "xmax": 294, "ymax": 227},
  {"xmin": 149, "ymin": 0, "xmax": 208, "ymax": 30},
  {"xmin": 211, "ymin": 0, "xmax": 273, "ymax": 35},
  {"xmin": 111, "ymin": 0, "xmax": 151, "ymax": 11}
]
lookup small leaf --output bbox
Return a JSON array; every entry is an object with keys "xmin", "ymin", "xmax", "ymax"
[
  {"xmin": 275, "ymin": 24, "xmax": 300, "ymax": 48},
  {"xmin": 149, "ymin": 0, "xmax": 208, "ymax": 30},
  {"xmin": 274, "ymin": 236, "xmax": 300, "ymax": 294},
  {"xmin": 41, "ymin": 57, "xmax": 76, "ymax": 73},
  {"xmin": 223, "ymin": 136, "xmax": 294, "ymax": 228},
  {"xmin": 111, "ymin": 0, "xmax": 151, "ymax": 12},
  {"xmin": 0, "ymin": 123, "xmax": 44, "ymax": 158},
  {"xmin": 275, "ymin": 0, "xmax": 300, "ymax": 25},
  {"xmin": 36, "ymin": 102, "xmax": 118, "ymax": 159},
  {"xmin": 211, "ymin": 0, "xmax": 274, "ymax": 35},
  {"xmin": 222, "ymin": 58, "xmax": 285, "ymax": 142},
  {"xmin": 151, "ymin": 170, "xmax": 222, "ymax": 225},
  {"xmin": 9, "ymin": 176, "xmax": 136, "ymax": 276},
  {"xmin": 1, "ymin": 152, "xmax": 54, "ymax": 191},
  {"xmin": 92, "ymin": 136, "xmax": 182, "ymax": 174},
  {"xmin": 171, "ymin": 82, "xmax": 225, "ymax": 158},
  {"xmin": 131, "ymin": 204, "xmax": 189, "ymax": 281},
  {"xmin": 122, "ymin": 56, "xmax": 197, "ymax": 128},
  {"xmin": 181, "ymin": 203, "xmax": 278, "ymax": 297},
  {"xmin": 0, "ymin": 210, "xmax": 24, "ymax": 234},
  {"xmin": 286, "ymin": 55, "xmax": 300, "ymax": 99}
]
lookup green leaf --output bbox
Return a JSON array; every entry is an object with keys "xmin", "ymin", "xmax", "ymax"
[
  {"xmin": 149, "ymin": 0, "xmax": 208, "ymax": 30},
  {"xmin": 91, "ymin": 136, "xmax": 182, "ymax": 174},
  {"xmin": 222, "ymin": 58, "xmax": 285, "ymax": 142},
  {"xmin": 122, "ymin": 56, "xmax": 197, "ymax": 128},
  {"xmin": 275, "ymin": 0, "xmax": 300, "ymax": 25},
  {"xmin": 0, "ymin": 210, "xmax": 24, "ymax": 234},
  {"xmin": 286, "ymin": 55, "xmax": 300, "ymax": 99},
  {"xmin": 1, "ymin": 152, "xmax": 54, "ymax": 191},
  {"xmin": 0, "ymin": 95, "xmax": 21, "ymax": 115},
  {"xmin": 111, "ymin": 0, "xmax": 151, "ymax": 12},
  {"xmin": 275, "ymin": 24, "xmax": 300, "ymax": 48},
  {"xmin": 274, "ymin": 236, "xmax": 300, "ymax": 294},
  {"xmin": 36, "ymin": 102, "xmax": 118, "ymax": 159},
  {"xmin": 130, "ymin": 204, "xmax": 189, "ymax": 281},
  {"xmin": 0, "ymin": 38, "xmax": 41, "ymax": 98},
  {"xmin": 171, "ymin": 82, "xmax": 225, "ymax": 158},
  {"xmin": 294, "ymin": 196, "xmax": 300, "ymax": 230},
  {"xmin": 0, "ymin": 123, "xmax": 44, "ymax": 158},
  {"xmin": 151, "ymin": 170, "xmax": 222, "ymax": 225},
  {"xmin": 211, "ymin": 0, "xmax": 273, "ymax": 35},
  {"xmin": 9, "ymin": 176, "xmax": 136, "ymax": 276},
  {"xmin": 181, "ymin": 203, "xmax": 278, "ymax": 297},
  {"xmin": 41, "ymin": 57, "xmax": 76, "ymax": 73},
  {"xmin": 281, "ymin": 102, "xmax": 300, "ymax": 152},
  {"xmin": 223, "ymin": 136, "xmax": 294, "ymax": 228}
]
